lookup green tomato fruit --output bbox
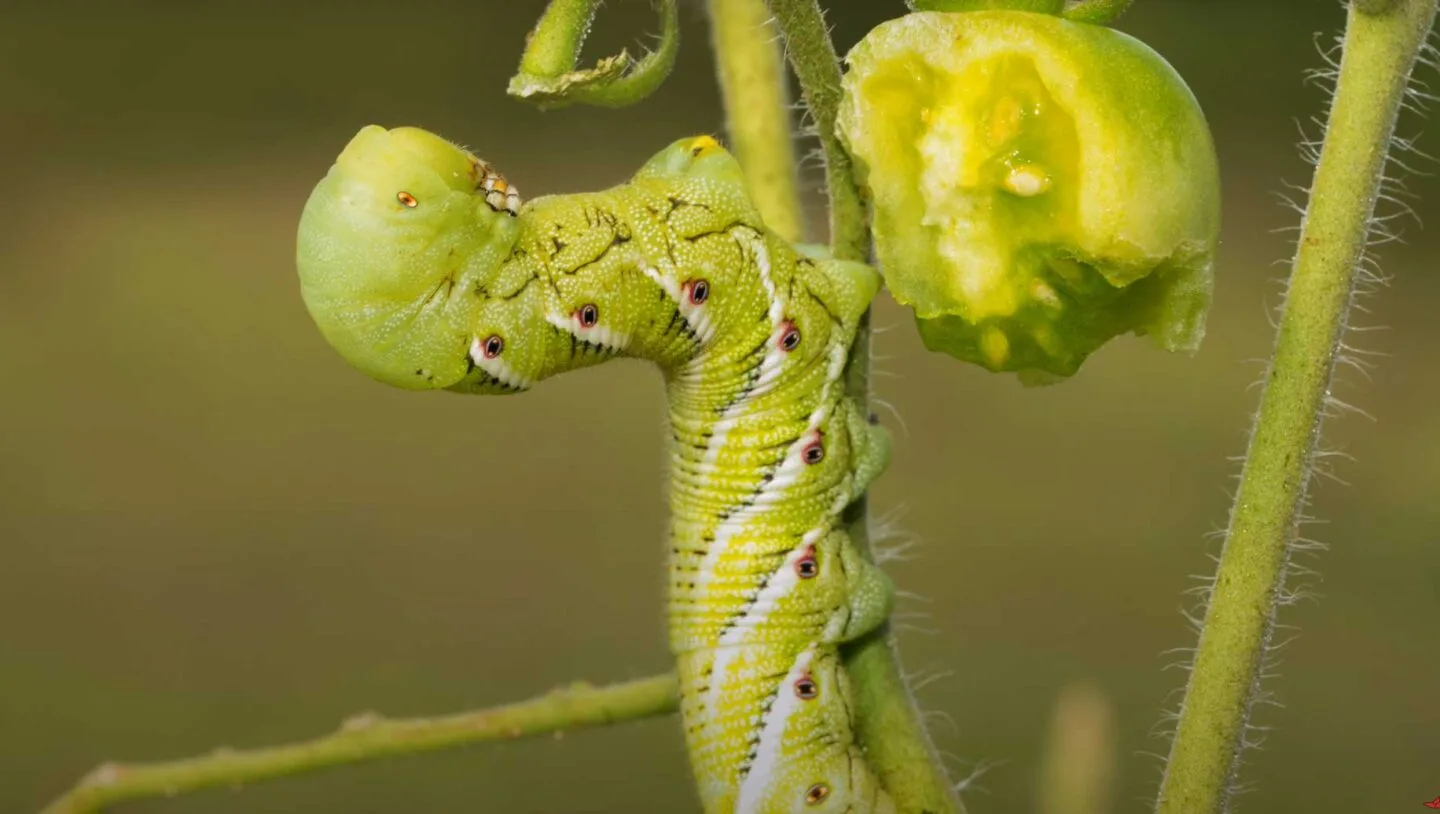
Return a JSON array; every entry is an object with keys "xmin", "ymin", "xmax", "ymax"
[
  {"xmin": 909, "ymin": 0, "xmax": 1066, "ymax": 14},
  {"xmin": 838, "ymin": 10, "xmax": 1219, "ymax": 380}
]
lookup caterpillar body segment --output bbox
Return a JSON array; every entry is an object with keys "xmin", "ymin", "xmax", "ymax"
[{"xmin": 296, "ymin": 130, "xmax": 898, "ymax": 813}]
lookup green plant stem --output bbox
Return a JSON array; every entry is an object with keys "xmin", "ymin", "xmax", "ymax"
[
  {"xmin": 766, "ymin": 2, "xmax": 962, "ymax": 812},
  {"xmin": 39, "ymin": 674, "xmax": 679, "ymax": 814},
  {"xmin": 516, "ymin": 0, "xmax": 598, "ymax": 78},
  {"xmin": 1155, "ymin": 1, "xmax": 1437, "ymax": 812},
  {"xmin": 705, "ymin": 0, "xmax": 806, "ymax": 243},
  {"xmin": 764, "ymin": 0, "xmax": 868, "ymax": 263},
  {"xmin": 509, "ymin": 0, "xmax": 678, "ymax": 109}
]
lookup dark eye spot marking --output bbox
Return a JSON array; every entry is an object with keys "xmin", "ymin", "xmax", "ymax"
[
  {"xmin": 397, "ymin": 191, "xmax": 418, "ymax": 208},
  {"xmin": 801, "ymin": 435, "xmax": 824, "ymax": 465},
  {"xmin": 686, "ymin": 279, "xmax": 710, "ymax": 305},
  {"xmin": 794, "ymin": 546, "xmax": 818, "ymax": 579},
  {"xmin": 805, "ymin": 783, "xmax": 830, "ymax": 806},
  {"xmin": 794, "ymin": 674, "xmax": 819, "ymax": 700},
  {"xmin": 577, "ymin": 304, "xmax": 599, "ymax": 328},
  {"xmin": 778, "ymin": 321, "xmax": 801, "ymax": 352},
  {"xmin": 482, "ymin": 335, "xmax": 504, "ymax": 358}
]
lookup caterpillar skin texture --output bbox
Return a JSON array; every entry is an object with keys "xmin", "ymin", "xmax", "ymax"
[{"xmin": 297, "ymin": 127, "xmax": 898, "ymax": 814}]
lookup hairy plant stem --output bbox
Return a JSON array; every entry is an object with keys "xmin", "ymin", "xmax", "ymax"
[
  {"xmin": 1155, "ymin": 1, "xmax": 1437, "ymax": 812},
  {"xmin": 706, "ymin": 0, "xmax": 805, "ymax": 243},
  {"xmin": 765, "ymin": 1, "xmax": 961, "ymax": 811},
  {"xmin": 40, "ymin": 675, "xmax": 679, "ymax": 814},
  {"xmin": 516, "ymin": 0, "xmax": 597, "ymax": 78},
  {"xmin": 763, "ymin": 0, "xmax": 868, "ymax": 264}
]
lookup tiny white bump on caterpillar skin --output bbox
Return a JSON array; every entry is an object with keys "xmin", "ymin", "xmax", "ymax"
[{"xmin": 468, "ymin": 337, "xmax": 533, "ymax": 390}]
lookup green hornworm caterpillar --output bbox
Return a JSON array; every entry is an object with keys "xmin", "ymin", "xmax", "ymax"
[{"xmin": 297, "ymin": 126, "xmax": 897, "ymax": 813}]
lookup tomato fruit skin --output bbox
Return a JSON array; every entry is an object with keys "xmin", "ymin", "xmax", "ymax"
[
  {"xmin": 839, "ymin": 10, "xmax": 1220, "ymax": 380},
  {"xmin": 909, "ymin": 0, "xmax": 1066, "ymax": 13}
]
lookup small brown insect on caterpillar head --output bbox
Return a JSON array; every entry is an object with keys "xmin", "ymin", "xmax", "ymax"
[{"xmin": 479, "ymin": 164, "xmax": 522, "ymax": 216}]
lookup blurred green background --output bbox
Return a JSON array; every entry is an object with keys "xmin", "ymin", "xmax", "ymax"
[{"xmin": 1, "ymin": 1, "xmax": 1436, "ymax": 812}]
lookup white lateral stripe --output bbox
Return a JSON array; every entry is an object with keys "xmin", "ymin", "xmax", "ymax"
[
  {"xmin": 641, "ymin": 264, "xmax": 715, "ymax": 347},
  {"xmin": 544, "ymin": 310, "xmax": 633, "ymax": 352},
  {"xmin": 733, "ymin": 647, "xmax": 818, "ymax": 811},
  {"xmin": 716, "ymin": 527, "xmax": 827, "ymax": 644},
  {"xmin": 468, "ymin": 337, "xmax": 534, "ymax": 389},
  {"xmin": 640, "ymin": 264, "xmax": 681, "ymax": 301}
]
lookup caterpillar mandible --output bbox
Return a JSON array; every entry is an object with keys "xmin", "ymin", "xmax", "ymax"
[{"xmin": 297, "ymin": 126, "xmax": 898, "ymax": 814}]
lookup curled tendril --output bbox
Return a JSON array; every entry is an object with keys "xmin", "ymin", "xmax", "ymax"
[{"xmin": 508, "ymin": 0, "xmax": 679, "ymax": 110}]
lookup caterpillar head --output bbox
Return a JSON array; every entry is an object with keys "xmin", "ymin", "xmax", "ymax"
[{"xmin": 296, "ymin": 125, "xmax": 522, "ymax": 390}]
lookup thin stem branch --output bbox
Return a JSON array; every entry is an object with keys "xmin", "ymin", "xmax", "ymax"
[
  {"xmin": 509, "ymin": 0, "xmax": 679, "ymax": 109},
  {"xmin": 763, "ymin": 0, "xmax": 867, "ymax": 262},
  {"xmin": 1155, "ymin": 1, "xmax": 1437, "ymax": 812},
  {"xmin": 516, "ymin": 0, "xmax": 598, "ymax": 78},
  {"xmin": 40, "ymin": 674, "xmax": 679, "ymax": 814},
  {"xmin": 765, "ymin": 2, "xmax": 961, "ymax": 812},
  {"xmin": 706, "ymin": 0, "xmax": 806, "ymax": 243}
]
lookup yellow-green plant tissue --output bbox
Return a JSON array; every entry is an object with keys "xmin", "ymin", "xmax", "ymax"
[{"xmin": 839, "ymin": 10, "xmax": 1220, "ymax": 380}]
